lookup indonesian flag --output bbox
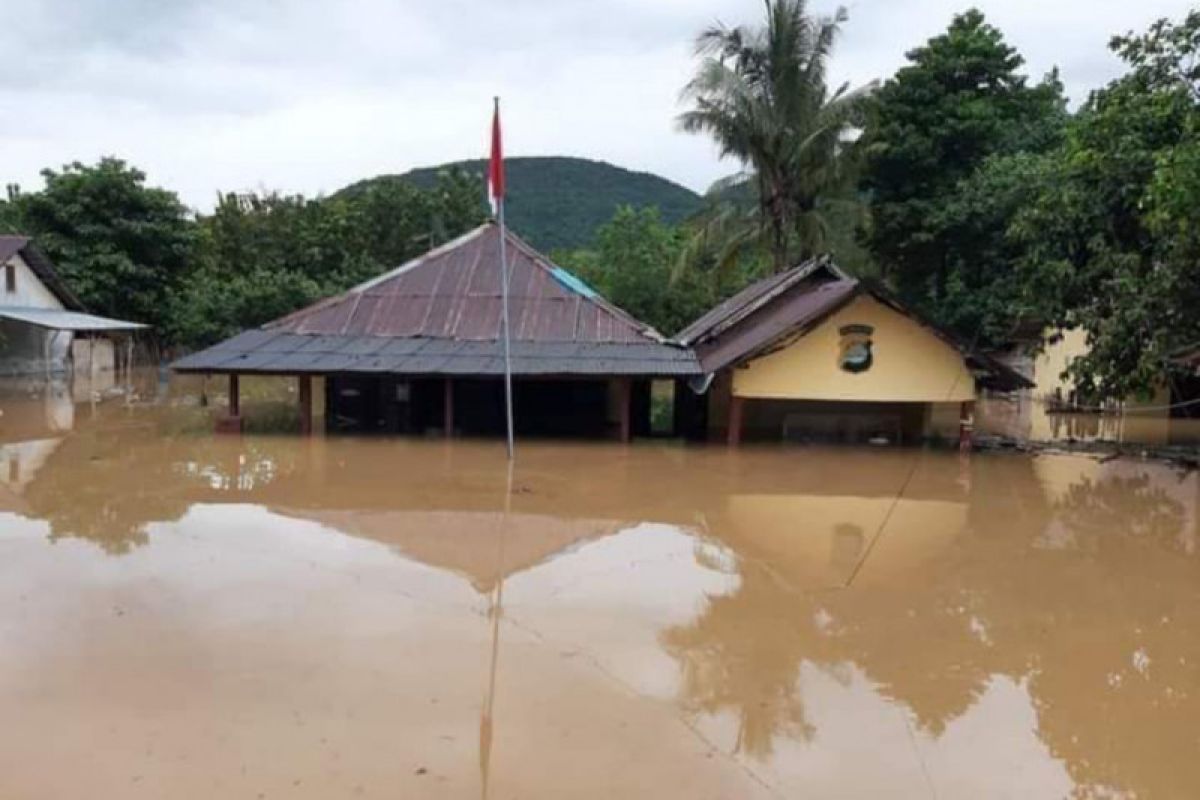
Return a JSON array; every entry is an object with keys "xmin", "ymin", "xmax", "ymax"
[{"xmin": 488, "ymin": 98, "xmax": 505, "ymax": 214}]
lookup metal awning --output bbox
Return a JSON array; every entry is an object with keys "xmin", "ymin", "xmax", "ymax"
[{"xmin": 0, "ymin": 307, "xmax": 147, "ymax": 332}]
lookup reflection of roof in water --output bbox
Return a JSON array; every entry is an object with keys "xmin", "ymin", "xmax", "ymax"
[{"xmin": 274, "ymin": 508, "xmax": 629, "ymax": 593}]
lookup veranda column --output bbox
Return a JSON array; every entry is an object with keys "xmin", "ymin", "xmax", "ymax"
[
  {"xmin": 727, "ymin": 395, "xmax": 745, "ymax": 447},
  {"xmin": 958, "ymin": 400, "xmax": 975, "ymax": 452},
  {"xmin": 444, "ymin": 378, "xmax": 455, "ymax": 438},
  {"xmin": 298, "ymin": 375, "xmax": 313, "ymax": 436},
  {"xmin": 617, "ymin": 377, "xmax": 633, "ymax": 443},
  {"xmin": 216, "ymin": 373, "xmax": 243, "ymax": 434},
  {"xmin": 229, "ymin": 374, "xmax": 240, "ymax": 417}
]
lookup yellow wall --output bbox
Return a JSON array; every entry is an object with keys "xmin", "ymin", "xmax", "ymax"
[
  {"xmin": 731, "ymin": 295, "xmax": 976, "ymax": 403},
  {"xmin": 1032, "ymin": 328, "xmax": 1088, "ymax": 401}
]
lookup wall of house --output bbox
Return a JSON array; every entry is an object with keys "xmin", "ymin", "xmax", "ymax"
[
  {"xmin": 0, "ymin": 252, "xmax": 74, "ymax": 375},
  {"xmin": 731, "ymin": 295, "xmax": 976, "ymax": 403},
  {"xmin": 2, "ymin": 253, "xmax": 66, "ymax": 310},
  {"xmin": 1030, "ymin": 328, "xmax": 1088, "ymax": 403},
  {"xmin": 0, "ymin": 320, "xmax": 72, "ymax": 376},
  {"xmin": 71, "ymin": 338, "xmax": 116, "ymax": 375}
]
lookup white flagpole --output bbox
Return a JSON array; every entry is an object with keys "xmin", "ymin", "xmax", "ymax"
[{"xmin": 495, "ymin": 98, "xmax": 515, "ymax": 460}]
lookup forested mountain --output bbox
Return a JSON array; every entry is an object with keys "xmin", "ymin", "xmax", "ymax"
[{"xmin": 335, "ymin": 156, "xmax": 704, "ymax": 250}]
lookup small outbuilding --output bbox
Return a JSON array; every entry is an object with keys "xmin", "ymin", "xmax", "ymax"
[
  {"xmin": 173, "ymin": 223, "xmax": 700, "ymax": 439},
  {"xmin": 676, "ymin": 259, "xmax": 1030, "ymax": 445},
  {"xmin": 0, "ymin": 236, "xmax": 146, "ymax": 378}
]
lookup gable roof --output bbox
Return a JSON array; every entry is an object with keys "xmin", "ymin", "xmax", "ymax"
[
  {"xmin": 173, "ymin": 223, "xmax": 700, "ymax": 377},
  {"xmin": 676, "ymin": 257, "xmax": 849, "ymax": 346},
  {"xmin": 0, "ymin": 236, "xmax": 85, "ymax": 311},
  {"xmin": 678, "ymin": 258, "xmax": 1032, "ymax": 392}
]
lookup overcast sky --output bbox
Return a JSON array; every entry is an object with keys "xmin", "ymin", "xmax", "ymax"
[{"xmin": 2, "ymin": 0, "xmax": 1192, "ymax": 210}]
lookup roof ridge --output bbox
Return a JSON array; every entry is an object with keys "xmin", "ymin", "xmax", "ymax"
[
  {"xmin": 676, "ymin": 257, "xmax": 850, "ymax": 345},
  {"xmin": 351, "ymin": 223, "xmax": 492, "ymax": 293}
]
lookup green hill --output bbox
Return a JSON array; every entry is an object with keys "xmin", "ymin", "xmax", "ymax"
[{"xmin": 335, "ymin": 156, "xmax": 703, "ymax": 251}]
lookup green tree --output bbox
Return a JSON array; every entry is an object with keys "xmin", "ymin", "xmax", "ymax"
[
  {"xmin": 1014, "ymin": 11, "xmax": 1200, "ymax": 399},
  {"xmin": 678, "ymin": 0, "xmax": 870, "ymax": 274},
  {"xmin": 170, "ymin": 169, "xmax": 485, "ymax": 348},
  {"xmin": 555, "ymin": 206, "xmax": 715, "ymax": 335},
  {"xmin": 344, "ymin": 167, "xmax": 485, "ymax": 268},
  {"xmin": 860, "ymin": 9, "xmax": 1066, "ymax": 345},
  {"xmin": 3, "ymin": 158, "xmax": 197, "ymax": 331}
]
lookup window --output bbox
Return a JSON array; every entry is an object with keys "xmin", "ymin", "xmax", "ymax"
[
  {"xmin": 838, "ymin": 324, "xmax": 875, "ymax": 373},
  {"xmin": 4, "ymin": 263, "xmax": 13, "ymax": 293}
]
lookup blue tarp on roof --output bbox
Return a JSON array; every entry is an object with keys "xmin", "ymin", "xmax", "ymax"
[{"xmin": 549, "ymin": 267, "xmax": 599, "ymax": 300}]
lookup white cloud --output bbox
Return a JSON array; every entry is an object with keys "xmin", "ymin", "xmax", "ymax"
[{"xmin": 0, "ymin": 0, "xmax": 1192, "ymax": 210}]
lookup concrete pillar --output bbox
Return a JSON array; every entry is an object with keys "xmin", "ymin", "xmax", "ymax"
[
  {"xmin": 444, "ymin": 378, "xmax": 455, "ymax": 438},
  {"xmin": 959, "ymin": 400, "xmax": 975, "ymax": 452},
  {"xmin": 728, "ymin": 395, "xmax": 745, "ymax": 447},
  {"xmin": 298, "ymin": 375, "xmax": 313, "ymax": 436}
]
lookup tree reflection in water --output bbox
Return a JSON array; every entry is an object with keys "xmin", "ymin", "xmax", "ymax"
[
  {"xmin": 662, "ymin": 562, "xmax": 817, "ymax": 757},
  {"xmin": 661, "ymin": 453, "xmax": 1200, "ymax": 797}
]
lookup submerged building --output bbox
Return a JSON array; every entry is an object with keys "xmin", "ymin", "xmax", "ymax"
[
  {"xmin": 173, "ymin": 223, "xmax": 700, "ymax": 439},
  {"xmin": 0, "ymin": 236, "xmax": 146, "ymax": 377},
  {"xmin": 173, "ymin": 226, "xmax": 1027, "ymax": 445},
  {"xmin": 675, "ymin": 259, "xmax": 1030, "ymax": 445}
]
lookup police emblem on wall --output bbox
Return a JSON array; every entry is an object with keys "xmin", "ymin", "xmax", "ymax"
[{"xmin": 838, "ymin": 324, "xmax": 874, "ymax": 373}]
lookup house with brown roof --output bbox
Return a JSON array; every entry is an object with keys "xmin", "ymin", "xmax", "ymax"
[
  {"xmin": 173, "ymin": 222, "xmax": 701, "ymax": 439},
  {"xmin": 675, "ymin": 258, "xmax": 1030, "ymax": 445},
  {"xmin": 0, "ymin": 236, "xmax": 146, "ymax": 377}
]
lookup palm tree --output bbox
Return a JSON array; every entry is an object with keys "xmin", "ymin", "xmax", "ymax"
[{"xmin": 678, "ymin": 0, "xmax": 871, "ymax": 275}]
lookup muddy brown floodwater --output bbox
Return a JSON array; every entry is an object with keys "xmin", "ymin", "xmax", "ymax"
[{"xmin": 2, "ymin": 374, "xmax": 1199, "ymax": 799}]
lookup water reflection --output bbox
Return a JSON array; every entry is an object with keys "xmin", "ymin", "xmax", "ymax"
[
  {"xmin": 661, "ymin": 454, "xmax": 1200, "ymax": 796},
  {"xmin": 1, "ymin": 376, "xmax": 1198, "ymax": 799},
  {"xmin": 979, "ymin": 394, "xmax": 1200, "ymax": 446}
]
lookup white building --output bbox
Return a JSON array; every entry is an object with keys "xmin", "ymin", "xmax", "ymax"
[{"xmin": 0, "ymin": 236, "xmax": 145, "ymax": 376}]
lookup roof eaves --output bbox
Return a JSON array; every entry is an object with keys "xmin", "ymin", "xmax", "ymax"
[
  {"xmin": 11, "ymin": 240, "xmax": 86, "ymax": 312},
  {"xmin": 697, "ymin": 280, "xmax": 862, "ymax": 373},
  {"xmin": 675, "ymin": 256, "xmax": 844, "ymax": 346}
]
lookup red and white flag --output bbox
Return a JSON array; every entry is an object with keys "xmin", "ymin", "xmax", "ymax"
[{"xmin": 488, "ymin": 98, "xmax": 505, "ymax": 214}]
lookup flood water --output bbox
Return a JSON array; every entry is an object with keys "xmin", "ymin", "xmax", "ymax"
[{"xmin": 2, "ymin": 374, "xmax": 1199, "ymax": 799}]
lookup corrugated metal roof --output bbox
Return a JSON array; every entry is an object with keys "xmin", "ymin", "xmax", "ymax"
[
  {"xmin": 676, "ymin": 257, "xmax": 848, "ymax": 345},
  {"xmin": 173, "ymin": 222, "xmax": 699, "ymax": 377},
  {"xmin": 0, "ymin": 307, "xmax": 147, "ymax": 332},
  {"xmin": 693, "ymin": 280, "xmax": 860, "ymax": 373},
  {"xmin": 267, "ymin": 223, "xmax": 665, "ymax": 345},
  {"xmin": 679, "ymin": 258, "xmax": 1033, "ymax": 391},
  {"xmin": 172, "ymin": 334, "xmax": 699, "ymax": 376}
]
